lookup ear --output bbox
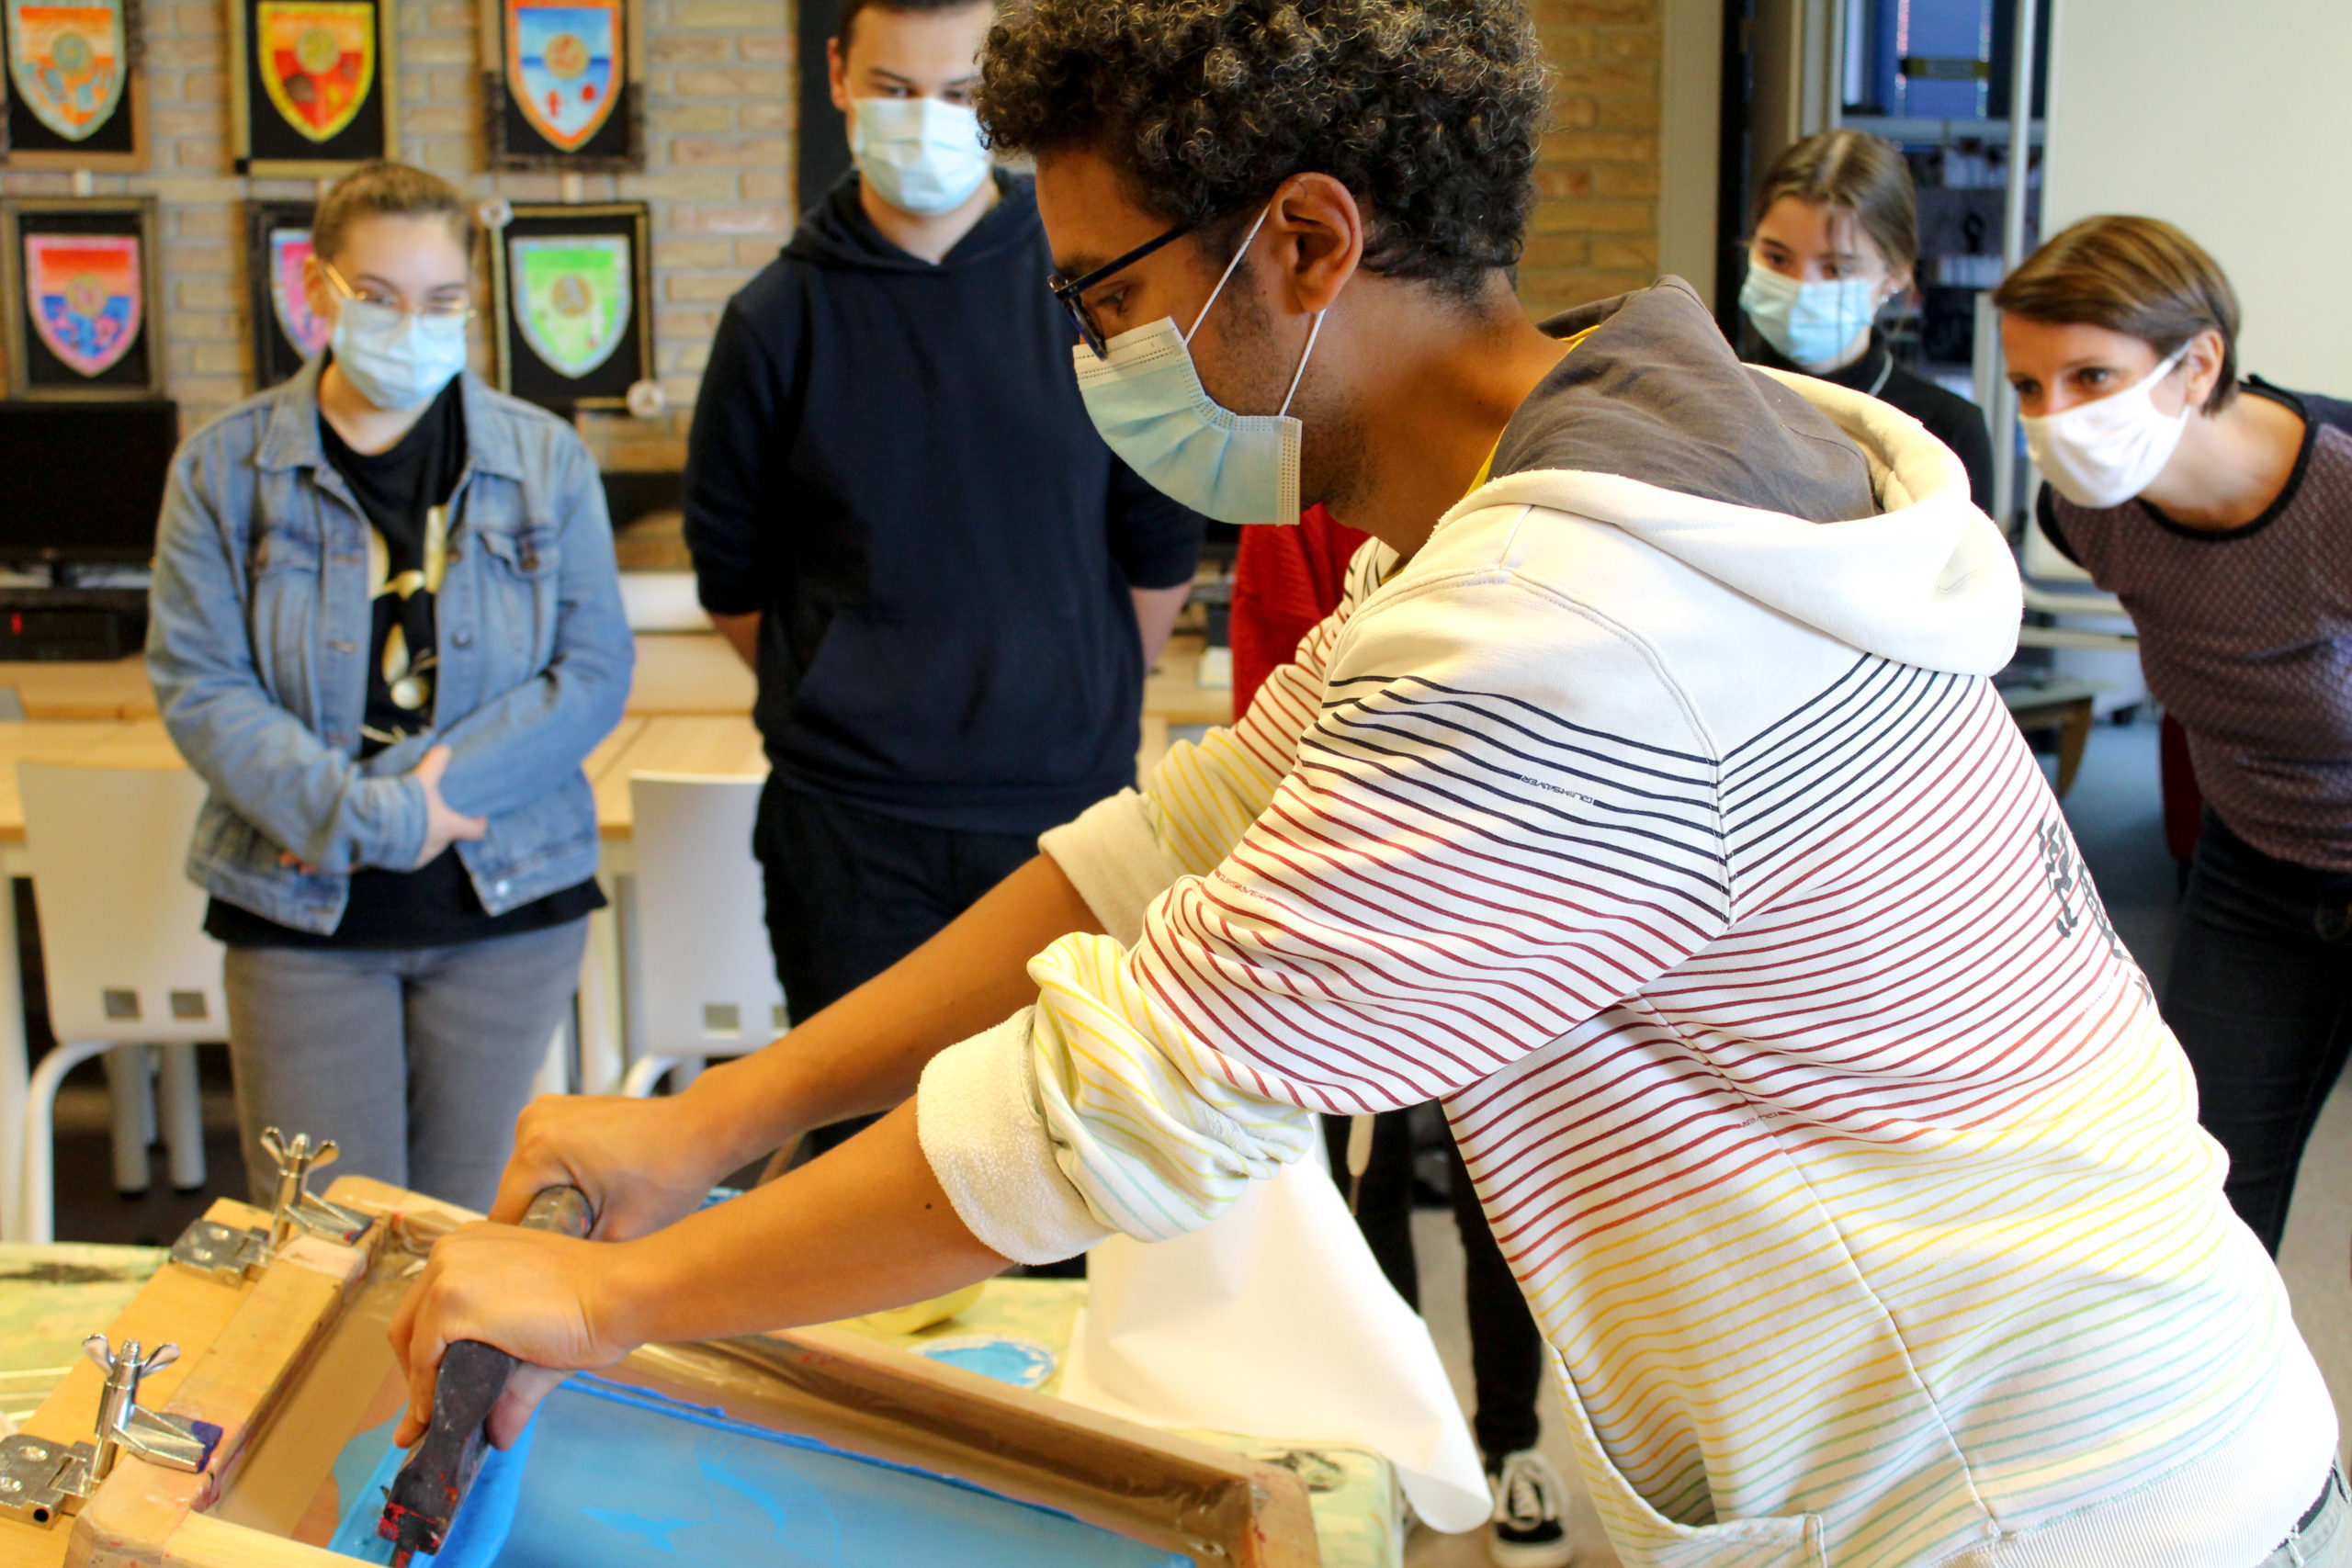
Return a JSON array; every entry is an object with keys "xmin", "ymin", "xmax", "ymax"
[
  {"xmin": 2178, "ymin": 326, "xmax": 2229, "ymax": 412},
  {"xmin": 1261, "ymin": 173, "xmax": 1364, "ymax": 317},
  {"xmin": 828, "ymin": 36, "xmax": 851, "ymax": 117}
]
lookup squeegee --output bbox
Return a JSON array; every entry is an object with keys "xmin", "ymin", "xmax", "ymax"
[{"xmin": 376, "ymin": 1185, "xmax": 595, "ymax": 1567}]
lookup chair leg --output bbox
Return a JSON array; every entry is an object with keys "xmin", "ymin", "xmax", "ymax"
[
  {"xmin": 104, "ymin": 1044, "xmax": 154, "ymax": 1195},
  {"xmin": 531, "ymin": 1011, "xmax": 574, "ymax": 1100},
  {"xmin": 21, "ymin": 1039, "xmax": 115, "ymax": 1244},
  {"xmin": 620, "ymin": 1055, "xmax": 681, "ymax": 1098},
  {"xmin": 158, "ymin": 1043, "xmax": 205, "ymax": 1193}
]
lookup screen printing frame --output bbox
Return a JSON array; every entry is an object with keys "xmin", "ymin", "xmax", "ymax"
[
  {"xmin": 0, "ymin": 194, "xmax": 164, "ymax": 400},
  {"xmin": 0, "ymin": 1177, "xmax": 1320, "ymax": 1568}
]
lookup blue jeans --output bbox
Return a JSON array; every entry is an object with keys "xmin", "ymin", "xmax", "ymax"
[
  {"xmin": 2163, "ymin": 811, "xmax": 2352, "ymax": 1252},
  {"xmin": 221, "ymin": 919, "xmax": 588, "ymax": 1211},
  {"xmin": 2255, "ymin": 1466, "xmax": 2348, "ymax": 1568}
]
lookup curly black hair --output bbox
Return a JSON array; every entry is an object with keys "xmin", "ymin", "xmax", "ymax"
[{"xmin": 977, "ymin": 0, "xmax": 1551, "ymax": 298}]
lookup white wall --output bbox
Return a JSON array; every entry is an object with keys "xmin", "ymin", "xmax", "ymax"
[{"xmin": 2042, "ymin": 0, "xmax": 2352, "ymax": 396}]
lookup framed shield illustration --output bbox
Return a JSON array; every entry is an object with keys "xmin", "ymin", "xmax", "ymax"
[
  {"xmin": 245, "ymin": 198, "xmax": 329, "ymax": 388},
  {"xmin": 0, "ymin": 0, "xmax": 147, "ymax": 167},
  {"xmin": 228, "ymin": 0, "xmax": 394, "ymax": 175},
  {"xmin": 0, "ymin": 196, "xmax": 163, "ymax": 398},
  {"xmin": 491, "ymin": 201, "xmax": 651, "ymax": 412},
  {"xmin": 483, "ymin": 0, "xmax": 640, "ymax": 169}
]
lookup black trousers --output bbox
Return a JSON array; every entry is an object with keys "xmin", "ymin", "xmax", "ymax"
[
  {"xmin": 754, "ymin": 777, "xmax": 1037, "ymax": 1152},
  {"xmin": 2164, "ymin": 810, "xmax": 2352, "ymax": 1254},
  {"xmin": 1323, "ymin": 1111, "xmax": 1544, "ymax": 1465}
]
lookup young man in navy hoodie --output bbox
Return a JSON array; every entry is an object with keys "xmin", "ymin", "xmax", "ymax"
[{"xmin": 682, "ymin": 0, "xmax": 1204, "ymax": 1137}]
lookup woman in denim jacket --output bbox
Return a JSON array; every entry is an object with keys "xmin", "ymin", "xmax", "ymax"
[{"xmin": 147, "ymin": 163, "xmax": 632, "ymax": 1210}]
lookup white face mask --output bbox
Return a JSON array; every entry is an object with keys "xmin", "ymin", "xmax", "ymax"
[
  {"xmin": 329, "ymin": 297, "xmax": 469, "ymax": 412},
  {"xmin": 850, "ymin": 97, "xmax": 991, "ymax": 217},
  {"xmin": 1739, "ymin": 264, "xmax": 1883, "ymax": 370},
  {"xmin": 2021, "ymin": 346, "xmax": 2193, "ymax": 509},
  {"xmin": 1072, "ymin": 205, "xmax": 1325, "ymax": 528}
]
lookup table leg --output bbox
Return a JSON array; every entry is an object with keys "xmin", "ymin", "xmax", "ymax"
[
  {"xmin": 576, "ymin": 886, "xmax": 625, "ymax": 1096},
  {"xmin": 0, "ymin": 875, "xmax": 27, "ymax": 1240},
  {"xmin": 2054, "ymin": 700, "xmax": 2095, "ymax": 799}
]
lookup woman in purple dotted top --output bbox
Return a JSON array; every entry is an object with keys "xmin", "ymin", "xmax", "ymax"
[{"xmin": 1996, "ymin": 215, "xmax": 2352, "ymax": 1256}]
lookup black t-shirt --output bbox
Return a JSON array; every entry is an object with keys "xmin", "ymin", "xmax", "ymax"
[
  {"xmin": 206, "ymin": 371, "xmax": 605, "ymax": 949},
  {"xmin": 1742, "ymin": 328, "xmax": 1997, "ymax": 513}
]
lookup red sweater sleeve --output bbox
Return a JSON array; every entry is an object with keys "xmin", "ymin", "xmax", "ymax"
[{"xmin": 1229, "ymin": 503, "xmax": 1373, "ymax": 717}]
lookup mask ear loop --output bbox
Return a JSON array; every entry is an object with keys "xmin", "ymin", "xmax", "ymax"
[
  {"xmin": 1277, "ymin": 311, "xmax": 1325, "ymax": 419},
  {"xmin": 1185, "ymin": 203, "xmax": 1276, "ymax": 344}
]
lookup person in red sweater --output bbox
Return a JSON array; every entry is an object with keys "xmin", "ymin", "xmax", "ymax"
[{"xmin": 1234, "ymin": 503, "xmax": 1567, "ymax": 1568}]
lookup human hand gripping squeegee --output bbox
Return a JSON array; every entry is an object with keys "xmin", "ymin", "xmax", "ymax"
[{"xmin": 377, "ymin": 1185, "xmax": 595, "ymax": 1566}]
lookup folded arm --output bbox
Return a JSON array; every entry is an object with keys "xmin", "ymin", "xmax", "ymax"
[
  {"xmin": 147, "ymin": 442, "xmax": 426, "ymax": 873},
  {"xmin": 432, "ymin": 436, "xmax": 635, "ymax": 818}
]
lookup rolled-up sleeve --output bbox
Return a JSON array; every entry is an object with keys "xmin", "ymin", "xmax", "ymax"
[{"xmin": 921, "ymin": 555, "xmax": 1736, "ymax": 1258}]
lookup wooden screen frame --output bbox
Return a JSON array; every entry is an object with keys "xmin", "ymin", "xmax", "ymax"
[
  {"xmin": 0, "ymin": 0, "xmax": 150, "ymax": 171},
  {"xmin": 0, "ymin": 194, "xmax": 165, "ymax": 400},
  {"xmin": 477, "ymin": 0, "xmax": 645, "ymax": 172},
  {"xmin": 225, "ymin": 0, "xmax": 398, "ymax": 177},
  {"xmin": 0, "ymin": 1177, "xmax": 1322, "ymax": 1568},
  {"xmin": 489, "ymin": 199, "xmax": 653, "ymax": 413}
]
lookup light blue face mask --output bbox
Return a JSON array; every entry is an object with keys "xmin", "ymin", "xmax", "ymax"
[
  {"xmin": 851, "ymin": 97, "xmax": 992, "ymax": 218},
  {"xmin": 1073, "ymin": 205, "xmax": 1325, "ymax": 528},
  {"xmin": 330, "ymin": 298, "xmax": 469, "ymax": 412},
  {"xmin": 1738, "ymin": 264, "xmax": 1882, "ymax": 371}
]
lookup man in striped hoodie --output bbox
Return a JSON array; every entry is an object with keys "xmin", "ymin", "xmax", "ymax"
[{"xmin": 391, "ymin": 0, "xmax": 2346, "ymax": 1561}]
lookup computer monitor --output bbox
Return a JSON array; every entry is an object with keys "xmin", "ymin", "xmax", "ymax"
[{"xmin": 0, "ymin": 400, "xmax": 179, "ymax": 565}]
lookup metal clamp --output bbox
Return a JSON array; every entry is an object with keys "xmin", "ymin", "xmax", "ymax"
[
  {"xmin": 168, "ymin": 1126, "xmax": 371, "ymax": 1281},
  {"xmin": 0, "ymin": 1337, "xmax": 217, "ymax": 1525},
  {"xmin": 83, "ymin": 1337, "xmax": 209, "ymax": 1478}
]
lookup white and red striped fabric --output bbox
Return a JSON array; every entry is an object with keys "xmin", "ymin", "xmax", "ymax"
[{"xmin": 916, "ymin": 370, "xmax": 2335, "ymax": 1567}]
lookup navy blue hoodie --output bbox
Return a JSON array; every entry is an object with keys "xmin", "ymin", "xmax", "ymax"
[{"xmin": 684, "ymin": 172, "xmax": 1205, "ymax": 833}]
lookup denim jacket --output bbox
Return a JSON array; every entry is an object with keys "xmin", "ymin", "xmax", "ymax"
[{"xmin": 147, "ymin": 362, "xmax": 634, "ymax": 934}]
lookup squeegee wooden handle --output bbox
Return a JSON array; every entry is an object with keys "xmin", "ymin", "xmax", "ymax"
[{"xmin": 379, "ymin": 1184, "xmax": 596, "ymax": 1561}]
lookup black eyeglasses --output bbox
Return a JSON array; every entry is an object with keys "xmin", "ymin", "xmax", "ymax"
[{"xmin": 1049, "ymin": 221, "xmax": 1193, "ymax": 358}]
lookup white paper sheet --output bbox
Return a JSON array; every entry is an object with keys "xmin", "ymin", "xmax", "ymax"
[{"xmin": 1058, "ymin": 1158, "xmax": 1492, "ymax": 1533}]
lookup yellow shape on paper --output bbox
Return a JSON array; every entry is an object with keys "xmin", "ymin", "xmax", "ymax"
[{"xmin": 254, "ymin": 0, "xmax": 376, "ymax": 143}]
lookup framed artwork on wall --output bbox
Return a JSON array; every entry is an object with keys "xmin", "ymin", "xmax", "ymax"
[
  {"xmin": 0, "ymin": 195, "xmax": 163, "ymax": 399},
  {"xmin": 490, "ymin": 200, "xmax": 651, "ymax": 413},
  {"xmin": 0, "ymin": 0, "xmax": 148, "ymax": 168},
  {"xmin": 227, "ymin": 0, "xmax": 395, "ymax": 176},
  {"xmin": 481, "ymin": 0, "xmax": 642, "ymax": 170},
  {"xmin": 245, "ymin": 197, "xmax": 327, "ymax": 388}
]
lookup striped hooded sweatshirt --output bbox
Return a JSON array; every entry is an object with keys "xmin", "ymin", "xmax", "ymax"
[{"xmin": 916, "ymin": 279, "xmax": 2337, "ymax": 1567}]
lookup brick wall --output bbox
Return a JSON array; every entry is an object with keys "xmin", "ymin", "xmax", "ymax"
[
  {"xmin": 1520, "ymin": 0, "xmax": 1663, "ymax": 321},
  {"xmin": 0, "ymin": 0, "xmax": 794, "ymax": 464},
  {"xmin": 0, "ymin": 0, "xmax": 1657, "ymax": 451}
]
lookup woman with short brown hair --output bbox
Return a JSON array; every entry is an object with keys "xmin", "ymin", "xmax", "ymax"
[{"xmin": 1997, "ymin": 214, "xmax": 2352, "ymax": 1256}]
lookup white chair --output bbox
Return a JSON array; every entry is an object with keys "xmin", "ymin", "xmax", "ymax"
[
  {"xmin": 2018, "ymin": 482, "xmax": 2139, "ymax": 655},
  {"xmin": 621, "ymin": 774, "xmax": 786, "ymax": 1097},
  {"xmin": 17, "ymin": 764, "xmax": 222, "ymax": 1243}
]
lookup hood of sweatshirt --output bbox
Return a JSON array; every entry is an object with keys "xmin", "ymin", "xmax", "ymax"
[
  {"xmin": 1457, "ymin": 277, "xmax": 2020, "ymax": 676},
  {"xmin": 781, "ymin": 169, "xmax": 1044, "ymax": 275}
]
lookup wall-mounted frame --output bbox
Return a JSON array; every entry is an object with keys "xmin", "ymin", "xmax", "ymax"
[
  {"xmin": 227, "ymin": 0, "xmax": 395, "ymax": 176},
  {"xmin": 491, "ymin": 200, "xmax": 651, "ymax": 413},
  {"xmin": 0, "ymin": 0, "xmax": 148, "ymax": 167},
  {"xmin": 481, "ymin": 0, "xmax": 642, "ymax": 170},
  {"xmin": 1, "ymin": 194, "xmax": 163, "ymax": 399},
  {"xmin": 244, "ymin": 197, "xmax": 326, "ymax": 389}
]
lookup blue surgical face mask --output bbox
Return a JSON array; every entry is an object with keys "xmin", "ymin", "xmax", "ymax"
[
  {"xmin": 1073, "ymin": 206, "xmax": 1325, "ymax": 528},
  {"xmin": 1739, "ymin": 264, "xmax": 1883, "ymax": 371},
  {"xmin": 850, "ymin": 97, "xmax": 992, "ymax": 217},
  {"xmin": 329, "ymin": 298, "xmax": 469, "ymax": 412}
]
